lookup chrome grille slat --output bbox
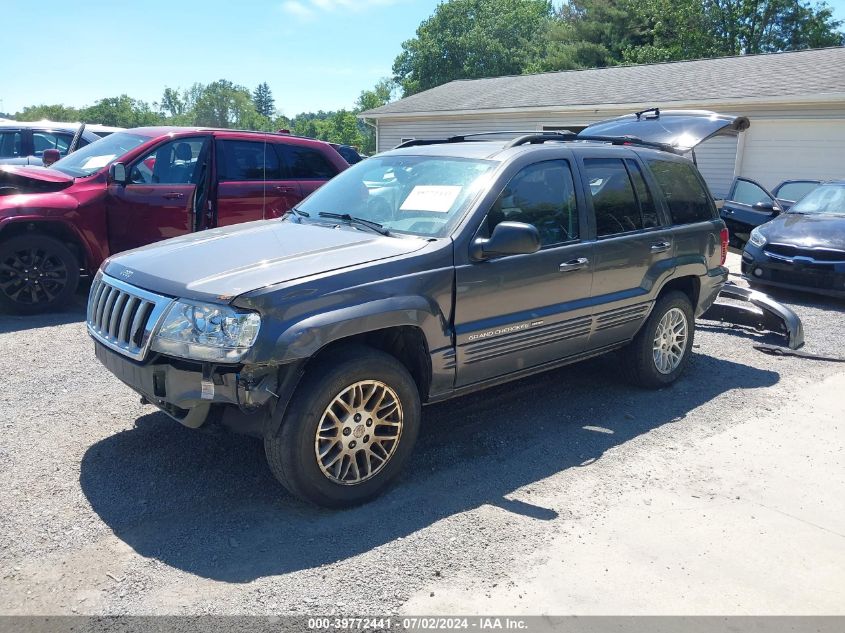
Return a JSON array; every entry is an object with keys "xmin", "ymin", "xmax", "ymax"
[
  {"xmin": 86, "ymin": 273, "xmax": 173, "ymax": 361},
  {"xmin": 95, "ymin": 286, "xmax": 111, "ymax": 329},
  {"xmin": 130, "ymin": 301, "xmax": 152, "ymax": 346},
  {"xmin": 118, "ymin": 296, "xmax": 139, "ymax": 343},
  {"xmin": 100, "ymin": 289, "xmax": 119, "ymax": 331},
  {"xmin": 109, "ymin": 293, "xmax": 128, "ymax": 338}
]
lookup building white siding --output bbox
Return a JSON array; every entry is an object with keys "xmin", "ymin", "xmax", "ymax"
[
  {"xmin": 737, "ymin": 119, "xmax": 845, "ymax": 189},
  {"xmin": 690, "ymin": 135, "xmax": 739, "ymax": 198}
]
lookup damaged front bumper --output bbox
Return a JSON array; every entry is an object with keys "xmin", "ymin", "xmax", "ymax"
[
  {"xmin": 699, "ymin": 283, "xmax": 805, "ymax": 349},
  {"xmin": 94, "ymin": 342, "xmax": 299, "ymax": 435}
]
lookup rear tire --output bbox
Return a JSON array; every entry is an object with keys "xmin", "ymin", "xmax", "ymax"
[
  {"xmin": 265, "ymin": 345, "xmax": 421, "ymax": 508},
  {"xmin": 0, "ymin": 234, "xmax": 80, "ymax": 314},
  {"xmin": 620, "ymin": 291, "xmax": 694, "ymax": 388}
]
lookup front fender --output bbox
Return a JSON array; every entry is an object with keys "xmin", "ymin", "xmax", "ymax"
[{"xmin": 257, "ymin": 295, "xmax": 447, "ymax": 364}]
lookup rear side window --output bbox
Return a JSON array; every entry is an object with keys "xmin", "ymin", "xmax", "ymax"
[
  {"xmin": 33, "ymin": 131, "xmax": 74, "ymax": 157},
  {"xmin": 217, "ymin": 140, "xmax": 284, "ymax": 181},
  {"xmin": 583, "ymin": 158, "xmax": 644, "ymax": 236},
  {"xmin": 280, "ymin": 144, "xmax": 339, "ymax": 179},
  {"xmin": 731, "ymin": 179, "xmax": 774, "ymax": 207},
  {"xmin": 0, "ymin": 131, "xmax": 21, "ymax": 158},
  {"xmin": 647, "ymin": 158, "xmax": 714, "ymax": 224}
]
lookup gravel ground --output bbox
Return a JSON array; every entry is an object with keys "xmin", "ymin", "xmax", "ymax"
[{"xmin": 1, "ymin": 253, "xmax": 843, "ymax": 615}]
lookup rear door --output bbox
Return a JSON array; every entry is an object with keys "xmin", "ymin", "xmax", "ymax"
[
  {"xmin": 278, "ymin": 142, "xmax": 343, "ymax": 198},
  {"xmin": 578, "ymin": 152, "xmax": 675, "ymax": 349},
  {"xmin": 106, "ymin": 136, "xmax": 209, "ymax": 254},
  {"xmin": 720, "ymin": 177, "xmax": 780, "ymax": 245},
  {"xmin": 214, "ymin": 138, "xmax": 302, "ymax": 226},
  {"xmin": 454, "ymin": 155, "xmax": 594, "ymax": 386}
]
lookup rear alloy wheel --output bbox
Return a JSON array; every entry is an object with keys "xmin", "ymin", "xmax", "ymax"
[
  {"xmin": 265, "ymin": 346, "xmax": 420, "ymax": 507},
  {"xmin": 620, "ymin": 291, "xmax": 695, "ymax": 388},
  {"xmin": 0, "ymin": 235, "xmax": 80, "ymax": 314}
]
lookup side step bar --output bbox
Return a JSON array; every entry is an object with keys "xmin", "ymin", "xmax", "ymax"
[{"xmin": 700, "ymin": 283, "xmax": 805, "ymax": 349}]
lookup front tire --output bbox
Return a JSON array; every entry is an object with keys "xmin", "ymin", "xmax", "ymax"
[
  {"xmin": 621, "ymin": 291, "xmax": 694, "ymax": 388},
  {"xmin": 0, "ymin": 234, "xmax": 80, "ymax": 314},
  {"xmin": 265, "ymin": 346, "xmax": 421, "ymax": 508}
]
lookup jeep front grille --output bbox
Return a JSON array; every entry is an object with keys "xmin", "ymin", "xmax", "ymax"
[{"xmin": 86, "ymin": 274, "xmax": 173, "ymax": 361}]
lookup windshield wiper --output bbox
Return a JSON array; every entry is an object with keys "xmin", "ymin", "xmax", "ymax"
[
  {"xmin": 287, "ymin": 206, "xmax": 310, "ymax": 218},
  {"xmin": 318, "ymin": 212, "xmax": 390, "ymax": 236}
]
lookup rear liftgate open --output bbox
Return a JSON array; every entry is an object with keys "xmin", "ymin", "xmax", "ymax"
[{"xmin": 700, "ymin": 283, "xmax": 805, "ymax": 350}]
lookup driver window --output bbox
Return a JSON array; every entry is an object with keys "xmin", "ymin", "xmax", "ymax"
[
  {"xmin": 732, "ymin": 179, "xmax": 774, "ymax": 207},
  {"xmin": 130, "ymin": 138, "xmax": 205, "ymax": 185},
  {"xmin": 485, "ymin": 160, "xmax": 579, "ymax": 247}
]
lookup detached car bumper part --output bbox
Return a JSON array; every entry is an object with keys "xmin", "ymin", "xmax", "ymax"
[{"xmin": 700, "ymin": 283, "xmax": 805, "ymax": 350}]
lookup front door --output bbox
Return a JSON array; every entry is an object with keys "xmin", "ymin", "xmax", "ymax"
[
  {"xmin": 579, "ymin": 156, "xmax": 675, "ymax": 349},
  {"xmin": 454, "ymin": 158, "xmax": 594, "ymax": 386},
  {"xmin": 106, "ymin": 136, "xmax": 209, "ymax": 254}
]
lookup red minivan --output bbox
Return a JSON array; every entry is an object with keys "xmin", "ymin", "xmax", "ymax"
[{"xmin": 0, "ymin": 128, "xmax": 348, "ymax": 313}]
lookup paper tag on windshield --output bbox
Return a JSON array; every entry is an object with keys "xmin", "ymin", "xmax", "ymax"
[
  {"xmin": 81, "ymin": 155, "xmax": 116, "ymax": 169},
  {"xmin": 400, "ymin": 186, "xmax": 461, "ymax": 213}
]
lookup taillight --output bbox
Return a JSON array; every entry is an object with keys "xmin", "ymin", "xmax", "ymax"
[{"xmin": 719, "ymin": 227, "xmax": 729, "ymax": 265}]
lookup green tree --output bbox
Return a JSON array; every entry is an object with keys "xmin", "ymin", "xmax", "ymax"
[
  {"xmin": 253, "ymin": 82, "xmax": 275, "ymax": 118},
  {"xmin": 622, "ymin": 0, "xmax": 844, "ymax": 63},
  {"xmin": 13, "ymin": 104, "xmax": 83, "ymax": 122},
  {"xmin": 81, "ymin": 95, "xmax": 162, "ymax": 127},
  {"xmin": 393, "ymin": 0, "xmax": 554, "ymax": 95},
  {"xmin": 193, "ymin": 80, "xmax": 265, "ymax": 129}
]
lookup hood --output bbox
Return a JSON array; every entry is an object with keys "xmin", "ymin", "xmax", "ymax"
[
  {"xmin": 0, "ymin": 164, "xmax": 74, "ymax": 195},
  {"xmin": 579, "ymin": 109, "xmax": 750, "ymax": 152},
  {"xmin": 759, "ymin": 212, "xmax": 845, "ymax": 250},
  {"xmin": 104, "ymin": 220, "xmax": 429, "ymax": 301}
]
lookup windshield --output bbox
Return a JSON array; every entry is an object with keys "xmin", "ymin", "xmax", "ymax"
[
  {"xmin": 790, "ymin": 184, "xmax": 845, "ymax": 216},
  {"xmin": 297, "ymin": 155, "xmax": 495, "ymax": 237},
  {"xmin": 51, "ymin": 132, "xmax": 150, "ymax": 178}
]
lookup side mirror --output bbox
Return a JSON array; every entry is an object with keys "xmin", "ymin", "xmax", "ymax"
[
  {"xmin": 752, "ymin": 200, "xmax": 777, "ymax": 213},
  {"xmin": 109, "ymin": 162, "xmax": 128, "ymax": 184},
  {"xmin": 41, "ymin": 149, "xmax": 61, "ymax": 167},
  {"xmin": 471, "ymin": 221, "xmax": 541, "ymax": 260}
]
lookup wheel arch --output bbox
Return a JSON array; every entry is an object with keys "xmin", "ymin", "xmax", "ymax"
[{"xmin": 0, "ymin": 218, "xmax": 95, "ymax": 273}]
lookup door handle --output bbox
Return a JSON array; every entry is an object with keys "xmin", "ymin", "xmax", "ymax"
[
  {"xmin": 274, "ymin": 185, "xmax": 295, "ymax": 193},
  {"xmin": 163, "ymin": 192, "xmax": 184, "ymax": 200},
  {"xmin": 650, "ymin": 241, "xmax": 671, "ymax": 253},
  {"xmin": 559, "ymin": 257, "xmax": 589, "ymax": 272}
]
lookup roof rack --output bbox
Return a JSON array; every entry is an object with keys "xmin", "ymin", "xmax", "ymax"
[
  {"xmin": 394, "ymin": 130, "xmax": 571, "ymax": 149},
  {"xmin": 394, "ymin": 130, "xmax": 678, "ymax": 153}
]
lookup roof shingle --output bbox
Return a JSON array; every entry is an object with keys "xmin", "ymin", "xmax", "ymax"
[{"xmin": 363, "ymin": 47, "xmax": 845, "ymax": 117}]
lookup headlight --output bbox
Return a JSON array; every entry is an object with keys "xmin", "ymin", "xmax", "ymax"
[
  {"xmin": 151, "ymin": 300, "xmax": 261, "ymax": 362},
  {"xmin": 748, "ymin": 228, "xmax": 766, "ymax": 248}
]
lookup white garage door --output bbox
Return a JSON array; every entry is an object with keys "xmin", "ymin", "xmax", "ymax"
[
  {"xmin": 692, "ymin": 135, "xmax": 738, "ymax": 199},
  {"xmin": 739, "ymin": 119, "xmax": 845, "ymax": 190}
]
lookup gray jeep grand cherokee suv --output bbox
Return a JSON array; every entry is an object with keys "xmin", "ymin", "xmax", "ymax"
[{"xmin": 88, "ymin": 110, "xmax": 742, "ymax": 507}]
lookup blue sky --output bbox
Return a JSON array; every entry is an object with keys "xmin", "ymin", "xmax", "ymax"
[
  {"xmin": 1, "ymin": 0, "xmax": 844, "ymax": 117},
  {"xmin": 0, "ymin": 0, "xmax": 441, "ymax": 116}
]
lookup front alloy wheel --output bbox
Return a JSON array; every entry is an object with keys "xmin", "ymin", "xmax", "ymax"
[
  {"xmin": 265, "ymin": 345, "xmax": 421, "ymax": 507},
  {"xmin": 0, "ymin": 235, "xmax": 80, "ymax": 314},
  {"xmin": 315, "ymin": 380, "xmax": 403, "ymax": 485}
]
